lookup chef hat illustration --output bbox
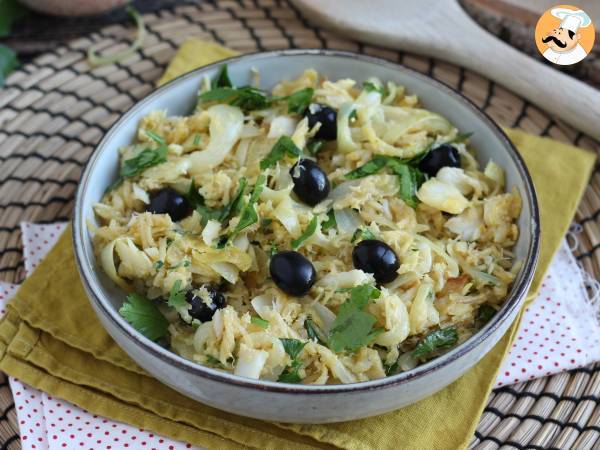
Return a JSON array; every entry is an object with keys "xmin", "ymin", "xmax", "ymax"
[{"xmin": 551, "ymin": 8, "xmax": 592, "ymax": 33}]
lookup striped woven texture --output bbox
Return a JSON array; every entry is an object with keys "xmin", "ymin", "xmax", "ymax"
[{"xmin": 0, "ymin": 1, "xmax": 599, "ymax": 448}]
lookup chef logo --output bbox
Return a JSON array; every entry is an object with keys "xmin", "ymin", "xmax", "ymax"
[{"xmin": 535, "ymin": 5, "xmax": 595, "ymax": 65}]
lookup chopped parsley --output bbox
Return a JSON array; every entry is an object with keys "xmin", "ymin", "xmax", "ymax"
[
  {"xmin": 120, "ymin": 141, "xmax": 168, "ymax": 179},
  {"xmin": 304, "ymin": 317, "xmax": 328, "ymax": 346},
  {"xmin": 412, "ymin": 326, "xmax": 459, "ymax": 359},
  {"xmin": 291, "ymin": 216, "xmax": 318, "ymax": 249},
  {"xmin": 350, "ymin": 227, "xmax": 378, "ymax": 243},
  {"xmin": 268, "ymin": 242, "xmax": 279, "ymax": 258},
  {"xmin": 205, "ymin": 355, "xmax": 226, "ymax": 368},
  {"xmin": 363, "ymin": 81, "xmax": 388, "ymax": 97},
  {"xmin": 188, "ymin": 178, "xmax": 248, "ymax": 226},
  {"xmin": 153, "ymin": 260, "xmax": 164, "ymax": 269},
  {"xmin": 328, "ymin": 284, "xmax": 382, "ymax": 353},
  {"xmin": 118, "ymin": 293, "xmax": 168, "ymax": 341},
  {"xmin": 226, "ymin": 174, "xmax": 267, "ymax": 243},
  {"xmin": 167, "ymin": 279, "xmax": 187, "ymax": 309},
  {"xmin": 260, "ymin": 136, "xmax": 301, "ymax": 170},
  {"xmin": 306, "ymin": 139, "xmax": 325, "ymax": 155},
  {"xmin": 286, "ymin": 87, "xmax": 314, "ymax": 114},
  {"xmin": 321, "ymin": 210, "xmax": 337, "ymax": 231},
  {"xmin": 251, "ymin": 316, "xmax": 269, "ymax": 329},
  {"xmin": 278, "ymin": 338, "xmax": 307, "ymax": 383},
  {"xmin": 475, "ymin": 304, "xmax": 496, "ymax": 327},
  {"xmin": 192, "ymin": 133, "xmax": 202, "ymax": 146},
  {"xmin": 198, "ymin": 86, "xmax": 272, "ymax": 111},
  {"xmin": 212, "ymin": 64, "xmax": 233, "ymax": 88}
]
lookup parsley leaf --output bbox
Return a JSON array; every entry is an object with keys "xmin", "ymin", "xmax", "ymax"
[
  {"xmin": 227, "ymin": 174, "xmax": 266, "ymax": 242},
  {"xmin": 363, "ymin": 81, "xmax": 388, "ymax": 97},
  {"xmin": 291, "ymin": 216, "xmax": 318, "ymax": 249},
  {"xmin": 167, "ymin": 279, "xmax": 187, "ymax": 309},
  {"xmin": 188, "ymin": 178, "xmax": 247, "ymax": 226},
  {"xmin": 119, "ymin": 293, "xmax": 169, "ymax": 341},
  {"xmin": 350, "ymin": 227, "xmax": 378, "ymax": 243},
  {"xmin": 153, "ymin": 260, "xmax": 164, "ymax": 269},
  {"xmin": 321, "ymin": 210, "xmax": 336, "ymax": 231},
  {"xmin": 280, "ymin": 338, "xmax": 307, "ymax": 360},
  {"xmin": 328, "ymin": 284, "xmax": 381, "ymax": 353},
  {"xmin": 306, "ymin": 139, "xmax": 325, "ymax": 155},
  {"xmin": 212, "ymin": 64, "xmax": 233, "ymax": 88},
  {"xmin": 120, "ymin": 134, "xmax": 168, "ymax": 179},
  {"xmin": 412, "ymin": 327, "xmax": 459, "ymax": 359},
  {"xmin": 260, "ymin": 136, "xmax": 301, "ymax": 170},
  {"xmin": 286, "ymin": 87, "xmax": 314, "ymax": 114},
  {"xmin": 251, "ymin": 316, "xmax": 269, "ymax": 329},
  {"xmin": 304, "ymin": 317, "xmax": 328, "ymax": 346},
  {"xmin": 475, "ymin": 304, "xmax": 496, "ymax": 327},
  {"xmin": 278, "ymin": 359, "xmax": 303, "ymax": 383},
  {"xmin": 345, "ymin": 155, "xmax": 390, "ymax": 179},
  {"xmin": 198, "ymin": 86, "xmax": 271, "ymax": 111}
]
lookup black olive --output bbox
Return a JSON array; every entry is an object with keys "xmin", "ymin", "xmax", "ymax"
[
  {"xmin": 418, "ymin": 144, "xmax": 461, "ymax": 177},
  {"xmin": 186, "ymin": 286, "xmax": 227, "ymax": 322},
  {"xmin": 147, "ymin": 188, "xmax": 190, "ymax": 221},
  {"xmin": 289, "ymin": 159, "xmax": 331, "ymax": 206},
  {"xmin": 352, "ymin": 239, "xmax": 400, "ymax": 284},
  {"xmin": 304, "ymin": 103, "xmax": 337, "ymax": 141},
  {"xmin": 269, "ymin": 251, "xmax": 316, "ymax": 297}
]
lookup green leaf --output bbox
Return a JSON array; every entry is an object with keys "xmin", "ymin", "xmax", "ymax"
[
  {"xmin": 291, "ymin": 216, "xmax": 318, "ymax": 249},
  {"xmin": 385, "ymin": 361, "xmax": 399, "ymax": 376},
  {"xmin": 306, "ymin": 139, "xmax": 325, "ymax": 155},
  {"xmin": 228, "ymin": 174, "xmax": 267, "ymax": 241},
  {"xmin": 224, "ymin": 177, "xmax": 248, "ymax": 219},
  {"xmin": 205, "ymin": 354, "xmax": 225, "ymax": 368},
  {"xmin": 120, "ymin": 144, "xmax": 168, "ymax": 178},
  {"xmin": 268, "ymin": 242, "xmax": 278, "ymax": 258},
  {"xmin": 198, "ymin": 86, "xmax": 272, "ymax": 111},
  {"xmin": 278, "ymin": 359, "xmax": 303, "ymax": 383},
  {"xmin": 345, "ymin": 155, "xmax": 390, "ymax": 179},
  {"xmin": 286, "ymin": 87, "xmax": 313, "ymax": 114},
  {"xmin": 213, "ymin": 64, "xmax": 233, "ymax": 88},
  {"xmin": 260, "ymin": 217, "xmax": 272, "ymax": 232},
  {"xmin": 119, "ymin": 293, "xmax": 169, "ymax": 341},
  {"xmin": 280, "ymin": 338, "xmax": 306, "ymax": 360},
  {"xmin": 388, "ymin": 161, "xmax": 421, "ymax": 208},
  {"xmin": 192, "ymin": 134, "xmax": 202, "ymax": 146},
  {"xmin": 328, "ymin": 284, "xmax": 381, "ymax": 353},
  {"xmin": 153, "ymin": 260, "xmax": 164, "ymax": 269},
  {"xmin": 475, "ymin": 304, "xmax": 496, "ymax": 326},
  {"xmin": 189, "ymin": 178, "xmax": 247, "ymax": 226},
  {"xmin": 0, "ymin": 44, "xmax": 18, "ymax": 87},
  {"xmin": 321, "ymin": 210, "xmax": 336, "ymax": 231},
  {"xmin": 197, "ymin": 87, "xmax": 237, "ymax": 103},
  {"xmin": 251, "ymin": 316, "xmax": 269, "ymax": 329},
  {"xmin": 304, "ymin": 317, "xmax": 328, "ymax": 346},
  {"xmin": 412, "ymin": 326, "xmax": 459, "ymax": 359},
  {"xmin": 350, "ymin": 227, "xmax": 377, "ymax": 243},
  {"xmin": 363, "ymin": 81, "xmax": 388, "ymax": 97},
  {"xmin": 0, "ymin": 0, "xmax": 28, "ymax": 37},
  {"xmin": 145, "ymin": 130, "xmax": 165, "ymax": 145},
  {"xmin": 167, "ymin": 279, "xmax": 187, "ymax": 309},
  {"xmin": 260, "ymin": 136, "xmax": 301, "ymax": 170}
]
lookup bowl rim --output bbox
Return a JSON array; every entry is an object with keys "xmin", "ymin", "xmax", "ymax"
[{"xmin": 73, "ymin": 48, "xmax": 540, "ymax": 394}]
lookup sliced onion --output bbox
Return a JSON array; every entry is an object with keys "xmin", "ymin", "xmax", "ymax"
[
  {"xmin": 312, "ymin": 303, "xmax": 336, "ymax": 334},
  {"xmin": 333, "ymin": 208, "xmax": 363, "ymax": 234},
  {"xmin": 251, "ymin": 295, "xmax": 273, "ymax": 319},
  {"xmin": 397, "ymin": 352, "xmax": 418, "ymax": 372},
  {"xmin": 209, "ymin": 262, "xmax": 239, "ymax": 284},
  {"xmin": 100, "ymin": 240, "xmax": 130, "ymax": 291},
  {"xmin": 234, "ymin": 343, "xmax": 269, "ymax": 379}
]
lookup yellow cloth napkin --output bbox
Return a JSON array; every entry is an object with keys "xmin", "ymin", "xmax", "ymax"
[{"xmin": 0, "ymin": 38, "xmax": 595, "ymax": 450}]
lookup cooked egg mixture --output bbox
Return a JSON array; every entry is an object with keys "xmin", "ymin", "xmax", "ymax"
[{"xmin": 93, "ymin": 68, "xmax": 521, "ymax": 384}]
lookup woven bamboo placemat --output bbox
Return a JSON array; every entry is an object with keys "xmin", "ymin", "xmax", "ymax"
[{"xmin": 0, "ymin": 1, "xmax": 599, "ymax": 448}]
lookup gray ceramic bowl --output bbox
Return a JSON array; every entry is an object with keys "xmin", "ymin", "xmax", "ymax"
[{"xmin": 73, "ymin": 50, "xmax": 539, "ymax": 423}]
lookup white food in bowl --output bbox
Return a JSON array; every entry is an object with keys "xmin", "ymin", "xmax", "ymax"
[{"xmin": 74, "ymin": 50, "xmax": 539, "ymax": 423}]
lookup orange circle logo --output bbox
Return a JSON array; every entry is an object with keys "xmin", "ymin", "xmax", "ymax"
[{"xmin": 535, "ymin": 5, "xmax": 595, "ymax": 65}]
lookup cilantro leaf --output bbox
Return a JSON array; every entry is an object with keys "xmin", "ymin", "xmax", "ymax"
[
  {"xmin": 363, "ymin": 81, "xmax": 388, "ymax": 97},
  {"xmin": 251, "ymin": 316, "xmax": 269, "ymax": 329},
  {"xmin": 260, "ymin": 136, "xmax": 301, "ymax": 170},
  {"xmin": 475, "ymin": 304, "xmax": 496, "ymax": 327},
  {"xmin": 280, "ymin": 338, "xmax": 307, "ymax": 360},
  {"xmin": 120, "ymin": 143, "xmax": 168, "ymax": 178},
  {"xmin": 412, "ymin": 327, "xmax": 459, "ymax": 359},
  {"xmin": 291, "ymin": 216, "xmax": 318, "ymax": 249},
  {"xmin": 278, "ymin": 359, "xmax": 303, "ymax": 383},
  {"xmin": 306, "ymin": 139, "xmax": 325, "ymax": 155},
  {"xmin": 286, "ymin": 87, "xmax": 313, "ymax": 114},
  {"xmin": 212, "ymin": 64, "xmax": 233, "ymax": 88},
  {"xmin": 350, "ymin": 227, "xmax": 378, "ymax": 243},
  {"xmin": 227, "ymin": 174, "xmax": 266, "ymax": 242},
  {"xmin": 167, "ymin": 279, "xmax": 187, "ymax": 309},
  {"xmin": 304, "ymin": 317, "xmax": 328, "ymax": 346},
  {"xmin": 321, "ymin": 210, "xmax": 336, "ymax": 231},
  {"xmin": 119, "ymin": 293, "xmax": 169, "ymax": 341},
  {"xmin": 328, "ymin": 284, "xmax": 381, "ymax": 353}
]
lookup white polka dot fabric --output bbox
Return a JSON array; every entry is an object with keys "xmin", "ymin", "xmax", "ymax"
[{"xmin": 1, "ymin": 223, "xmax": 598, "ymax": 449}]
